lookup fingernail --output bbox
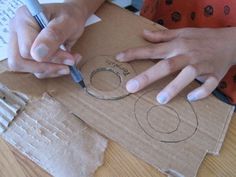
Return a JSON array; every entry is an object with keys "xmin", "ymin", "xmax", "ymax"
[
  {"xmin": 57, "ymin": 68, "xmax": 70, "ymax": 75},
  {"xmin": 187, "ymin": 90, "xmax": 202, "ymax": 102},
  {"xmin": 144, "ymin": 29, "xmax": 152, "ymax": 35},
  {"xmin": 116, "ymin": 53, "xmax": 125, "ymax": 61},
  {"xmin": 63, "ymin": 59, "xmax": 75, "ymax": 66},
  {"xmin": 156, "ymin": 92, "xmax": 169, "ymax": 104},
  {"xmin": 33, "ymin": 44, "xmax": 49, "ymax": 59},
  {"xmin": 187, "ymin": 94, "xmax": 197, "ymax": 102},
  {"xmin": 126, "ymin": 79, "xmax": 139, "ymax": 93}
]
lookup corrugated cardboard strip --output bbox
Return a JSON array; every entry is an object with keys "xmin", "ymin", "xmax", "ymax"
[
  {"xmin": 0, "ymin": 83, "xmax": 28, "ymax": 133},
  {"xmin": 0, "ymin": 3, "xmax": 234, "ymax": 177},
  {"xmin": 0, "ymin": 85, "xmax": 107, "ymax": 177}
]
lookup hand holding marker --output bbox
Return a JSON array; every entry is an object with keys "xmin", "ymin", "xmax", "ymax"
[{"xmin": 23, "ymin": 0, "xmax": 86, "ymax": 88}]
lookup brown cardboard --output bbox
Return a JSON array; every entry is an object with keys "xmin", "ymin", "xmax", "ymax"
[
  {"xmin": 1, "ymin": 93, "xmax": 107, "ymax": 177},
  {"xmin": 0, "ymin": 3, "xmax": 234, "ymax": 177},
  {"xmin": 0, "ymin": 83, "xmax": 28, "ymax": 133}
]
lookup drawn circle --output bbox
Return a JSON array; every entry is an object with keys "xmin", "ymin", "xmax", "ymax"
[
  {"xmin": 147, "ymin": 105, "xmax": 180, "ymax": 134},
  {"xmin": 134, "ymin": 90, "xmax": 198, "ymax": 143},
  {"xmin": 81, "ymin": 55, "xmax": 136, "ymax": 100},
  {"xmin": 90, "ymin": 68, "xmax": 121, "ymax": 91}
]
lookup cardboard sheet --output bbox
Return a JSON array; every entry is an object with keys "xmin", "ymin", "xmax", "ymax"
[
  {"xmin": 0, "ymin": 3, "xmax": 234, "ymax": 177},
  {"xmin": 1, "ymin": 92, "xmax": 107, "ymax": 177}
]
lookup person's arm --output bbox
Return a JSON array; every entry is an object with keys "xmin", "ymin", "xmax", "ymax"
[{"xmin": 8, "ymin": 0, "xmax": 104, "ymax": 78}]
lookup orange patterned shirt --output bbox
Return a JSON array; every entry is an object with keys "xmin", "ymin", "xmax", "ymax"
[{"xmin": 141, "ymin": 0, "xmax": 236, "ymax": 104}]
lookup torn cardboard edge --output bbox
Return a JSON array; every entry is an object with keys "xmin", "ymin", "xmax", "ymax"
[{"xmin": 0, "ymin": 84, "xmax": 108, "ymax": 177}]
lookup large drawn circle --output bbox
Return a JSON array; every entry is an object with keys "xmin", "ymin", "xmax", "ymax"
[
  {"xmin": 147, "ymin": 105, "xmax": 181, "ymax": 134},
  {"xmin": 81, "ymin": 55, "xmax": 136, "ymax": 100},
  {"xmin": 134, "ymin": 90, "xmax": 198, "ymax": 143}
]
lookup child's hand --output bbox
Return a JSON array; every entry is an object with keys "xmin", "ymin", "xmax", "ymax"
[
  {"xmin": 8, "ymin": 3, "xmax": 86, "ymax": 78},
  {"xmin": 116, "ymin": 28, "xmax": 236, "ymax": 104}
]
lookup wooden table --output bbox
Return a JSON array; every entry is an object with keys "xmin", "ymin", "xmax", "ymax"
[
  {"xmin": 1, "ymin": 3, "xmax": 236, "ymax": 177},
  {"xmin": 0, "ymin": 113, "xmax": 235, "ymax": 177}
]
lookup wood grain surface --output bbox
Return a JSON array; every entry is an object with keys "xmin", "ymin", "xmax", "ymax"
[{"xmin": 0, "ymin": 113, "xmax": 235, "ymax": 177}]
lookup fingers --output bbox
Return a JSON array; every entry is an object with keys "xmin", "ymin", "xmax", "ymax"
[
  {"xmin": 125, "ymin": 55, "xmax": 189, "ymax": 93},
  {"xmin": 116, "ymin": 29, "xmax": 188, "ymax": 62},
  {"xmin": 115, "ymin": 27, "xmax": 226, "ymax": 103},
  {"xmin": 126, "ymin": 59, "xmax": 218, "ymax": 104},
  {"xmin": 156, "ymin": 63, "xmax": 213, "ymax": 104},
  {"xmin": 14, "ymin": 6, "xmax": 40, "ymax": 59},
  {"xmin": 116, "ymin": 45, "xmax": 163, "ymax": 62},
  {"xmin": 187, "ymin": 76, "xmax": 219, "ymax": 101},
  {"xmin": 156, "ymin": 65, "xmax": 198, "ymax": 104},
  {"xmin": 17, "ymin": 25, "xmax": 38, "ymax": 59},
  {"xmin": 33, "ymin": 67, "xmax": 69, "ymax": 79},
  {"xmin": 49, "ymin": 50, "xmax": 81, "ymax": 65},
  {"xmin": 143, "ymin": 29, "xmax": 179, "ymax": 43},
  {"xmin": 30, "ymin": 15, "xmax": 79, "ymax": 62},
  {"xmin": 13, "ymin": 6, "xmax": 78, "ymax": 66},
  {"xmin": 116, "ymin": 42, "xmax": 181, "ymax": 62},
  {"xmin": 8, "ymin": 29, "xmax": 70, "ymax": 78}
]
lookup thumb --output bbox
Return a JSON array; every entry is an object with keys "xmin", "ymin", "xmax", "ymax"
[{"xmin": 30, "ymin": 15, "xmax": 80, "ymax": 62}]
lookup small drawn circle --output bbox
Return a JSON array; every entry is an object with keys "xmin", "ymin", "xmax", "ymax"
[
  {"xmin": 147, "ymin": 105, "xmax": 181, "ymax": 134},
  {"xmin": 81, "ymin": 55, "xmax": 136, "ymax": 100},
  {"xmin": 90, "ymin": 68, "xmax": 121, "ymax": 92},
  {"xmin": 134, "ymin": 90, "xmax": 198, "ymax": 143}
]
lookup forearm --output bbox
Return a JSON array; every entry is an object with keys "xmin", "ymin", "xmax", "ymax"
[{"xmin": 65, "ymin": 0, "xmax": 105, "ymax": 20}]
